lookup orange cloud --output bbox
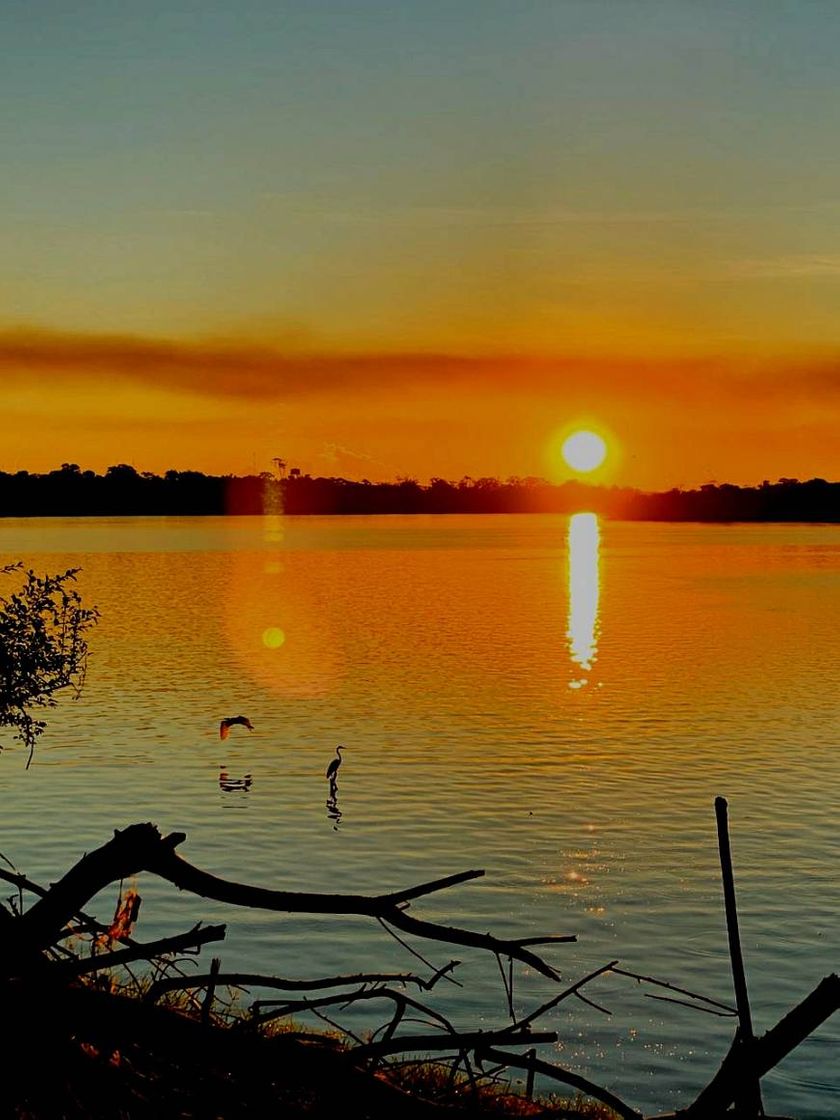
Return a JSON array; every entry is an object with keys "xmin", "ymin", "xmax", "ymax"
[
  {"xmin": 1, "ymin": 325, "xmax": 839, "ymax": 408},
  {"xmin": 1, "ymin": 325, "xmax": 838, "ymax": 489}
]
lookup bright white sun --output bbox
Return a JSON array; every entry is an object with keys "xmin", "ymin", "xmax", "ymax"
[{"xmin": 561, "ymin": 430, "xmax": 607, "ymax": 473}]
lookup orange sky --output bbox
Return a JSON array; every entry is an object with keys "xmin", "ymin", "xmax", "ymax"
[
  {"xmin": 2, "ymin": 329, "xmax": 837, "ymax": 488},
  {"xmin": 3, "ymin": 3, "xmax": 840, "ymax": 488}
]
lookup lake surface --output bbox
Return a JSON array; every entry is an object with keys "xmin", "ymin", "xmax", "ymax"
[{"xmin": 1, "ymin": 514, "xmax": 838, "ymax": 1117}]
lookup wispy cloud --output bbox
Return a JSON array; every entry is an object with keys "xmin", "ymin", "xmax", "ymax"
[
  {"xmin": 320, "ymin": 442, "xmax": 398, "ymax": 475},
  {"xmin": 732, "ymin": 254, "xmax": 840, "ymax": 279}
]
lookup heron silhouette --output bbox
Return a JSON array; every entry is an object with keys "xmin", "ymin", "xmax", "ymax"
[
  {"xmin": 219, "ymin": 716, "xmax": 254, "ymax": 740},
  {"xmin": 325, "ymin": 745, "xmax": 345, "ymax": 784}
]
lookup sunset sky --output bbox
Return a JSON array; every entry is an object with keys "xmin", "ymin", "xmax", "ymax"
[{"xmin": 2, "ymin": 1, "xmax": 839, "ymax": 488}]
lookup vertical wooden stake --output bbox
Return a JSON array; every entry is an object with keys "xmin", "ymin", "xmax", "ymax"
[
  {"xmin": 525, "ymin": 1048, "xmax": 536, "ymax": 1100},
  {"xmin": 715, "ymin": 796, "xmax": 764, "ymax": 1117},
  {"xmin": 201, "ymin": 956, "xmax": 221, "ymax": 1026}
]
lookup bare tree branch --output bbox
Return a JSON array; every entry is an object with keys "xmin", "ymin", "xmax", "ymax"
[
  {"xmin": 252, "ymin": 986, "xmax": 455, "ymax": 1035},
  {"xmin": 147, "ymin": 961, "xmax": 460, "ymax": 1003},
  {"xmin": 611, "ymin": 965, "xmax": 736, "ymax": 1014},
  {"xmin": 643, "ymin": 992, "xmax": 736, "ymax": 1017},
  {"xmin": 51, "ymin": 923, "xmax": 226, "ymax": 979},
  {"xmin": 354, "ymin": 1028, "xmax": 557, "ymax": 1063},
  {"xmin": 511, "ymin": 961, "xmax": 618, "ymax": 1031},
  {"xmin": 5, "ymin": 824, "xmax": 571, "ymax": 979}
]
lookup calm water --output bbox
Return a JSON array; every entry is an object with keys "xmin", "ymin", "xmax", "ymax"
[{"xmin": 1, "ymin": 515, "xmax": 838, "ymax": 1117}]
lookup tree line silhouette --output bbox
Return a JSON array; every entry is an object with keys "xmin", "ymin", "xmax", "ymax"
[{"xmin": 0, "ymin": 463, "xmax": 837, "ymax": 520}]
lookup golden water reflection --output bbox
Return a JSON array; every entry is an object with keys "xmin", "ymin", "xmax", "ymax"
[{"xmin": 567, "ymin": 512, "xmax": 600, "ymax": 685}]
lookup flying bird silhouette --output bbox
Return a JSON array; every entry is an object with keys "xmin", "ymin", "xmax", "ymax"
[
  {"xmin": 325, "ymin": 745, "xmax": 345, "ymax": 783},
  {"xmin": 220, "ymin": 716, "xmax": 254, "ymax": 740}
]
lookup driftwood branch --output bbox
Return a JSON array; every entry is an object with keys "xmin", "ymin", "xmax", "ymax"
[{"xmin": 5, "ymin": 824, "xmax": 571, "ymax": 979}]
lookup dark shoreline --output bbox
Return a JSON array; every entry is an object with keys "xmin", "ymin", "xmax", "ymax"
[
  {"xmin": 0, "ymin": 466, "xmax": 837, "ymax": 522},
  {"xmin": 1, "ymin": 512, "xmax": 839, "ymax": 525}
]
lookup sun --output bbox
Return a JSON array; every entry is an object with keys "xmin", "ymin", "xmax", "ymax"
[{"xmin": 561, "ymin": 430, "xmax": 608, "ymax": 473}]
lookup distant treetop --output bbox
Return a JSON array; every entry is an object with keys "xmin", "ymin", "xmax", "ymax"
[{"xmin": 0, "ymin": 468, "xmax": 836, "ymax": 522}]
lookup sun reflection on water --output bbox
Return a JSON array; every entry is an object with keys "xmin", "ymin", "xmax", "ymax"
[{"xmin": 567, "ymin": 511, "xmax": 601, "ymax": 685}]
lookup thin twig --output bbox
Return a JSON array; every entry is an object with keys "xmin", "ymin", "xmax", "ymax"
[
  {"xmin": 377, "ymin": 917, "xmax": 463, "ymax": 987},
  {"xmin": 511, "ymin": 961, "xmax": 619, "ymax": 1031},
  {"xmin": 50, "ymin": 924, "xmax": 226, "ymax": 979},
  {"xmin": 496, "ymin": 953, "xmax": 514, "ymax": 1019},
  {"xmin": 574, "ymin": 990, "xmax": 613, "ymax": 1016},
  {"xmin": 644, "ymin": 993, "xmax": 737, "ymax": 1017},
  {"xmin": 611, "ymin": 966, "xmax": 736, "ymax": 1014},
  {"xmin": 307, "ymin": 1004, "xmax": 366, "ymax": 1047},
  {"xmin": 147, "ymin": 962, "xmax": 460, "ymax": 1003},
  {"xmin": 252, "ymin": 986, "xmax": 455, "ymax": 1036}
]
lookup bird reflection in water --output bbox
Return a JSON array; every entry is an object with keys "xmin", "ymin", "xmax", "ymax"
[
  {"xmin": 326, "ymin": 786, "xmax": 343, "ymax": 829},
  {"xmin": 219, "ymin": 765, "xmax": 253, "ymax": 809},
  {"xmin": 567, "ymin": 512, "xmax": 601, "ymax": 688}
]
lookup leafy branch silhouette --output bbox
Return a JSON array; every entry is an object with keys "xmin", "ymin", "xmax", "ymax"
[{"xmin": 0, "ymin": 563, "xmax": 99, "ymax": 767}]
